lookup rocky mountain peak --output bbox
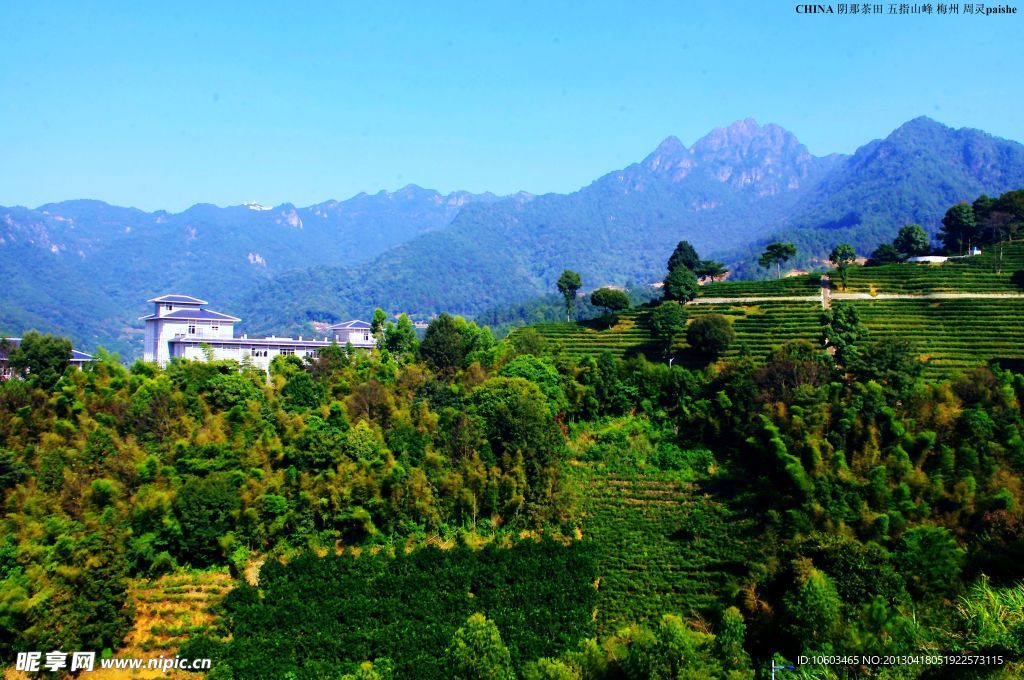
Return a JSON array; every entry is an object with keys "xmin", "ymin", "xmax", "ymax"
[
  {"xmin": 641, "ymin": 118, "xmax": 825, "ymax": 193},
  {"xmin": 690, "ymin": 118, "xmax": 803, "ymax": 160}
]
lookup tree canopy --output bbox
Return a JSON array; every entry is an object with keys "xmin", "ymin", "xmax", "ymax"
[
  {"xmin": 7, "ymin": 331, "xmax": 73, "ymax": 390},
  {"xmin": 666, "ymin": 240, "xmax": 701, "ymax": 274},
  {"xmin": 419, "ymin": 313, "xmax": 466, "ymax": 375},
  {"xmin": 758, "ymin": 242, "xmax": 798, "ymax": 279},
  {"xmin": 663, "ymin": 266, "xmax": 699, "ymax": 303},
  {"xmin": 648, "ymin": 302, "xmax": 687, "ymax": 359},
  {"xmin": 893, "ymin": 224, "xmax": 930, "ymax": 257},
  {"xmin": 867, "ymin": 242, "xmax": 903, "ymax": 266},
  {"xmin": 685, "ymin": 314, "xmax": 735, "ymax": 359},
  {"xmin": 940, "ymin": 203, "xmax": 979, "ymax": 255},
  {"xmin": 829, "ymin": 243, "xmax": 858, "ymax": 290},
  {"xmin": 589, "ymin": 288, "xmax": 630, "ymax": 316}
]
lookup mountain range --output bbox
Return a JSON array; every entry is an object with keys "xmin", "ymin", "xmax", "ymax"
[{"xmin": 2, "ymin": 116, "xmax": 1023, "ymax": 357}]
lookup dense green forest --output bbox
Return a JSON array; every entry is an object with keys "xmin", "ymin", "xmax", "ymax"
[{"xmin": 3, "ymin": 192, "xmax": 1024, "ymax": 678}]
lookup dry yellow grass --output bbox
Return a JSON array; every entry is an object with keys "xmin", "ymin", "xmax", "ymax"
[{"xmin": 5, "ymin": 569, "xmax": 236, "ymax": 680}]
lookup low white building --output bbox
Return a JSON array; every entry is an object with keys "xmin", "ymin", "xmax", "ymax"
[
  {"xmin": 328, "ymin": 319, "xmax": 374, "ymax": 346},
  {"xmin": 141, "ymin": 294, "xmax": 375, "ymax": 371}
]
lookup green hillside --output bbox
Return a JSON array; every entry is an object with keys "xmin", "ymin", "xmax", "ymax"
[
  {"xmin": 571, "ymin": 463, "xmax": 757, "ymax": 632},
  {"xmin": 697, "ymin": 273, "xmax": 822, "ymax": 298},
  {"xmin": 852, "ymin": 298, "xmax": 1024, "ymax": 378},
  {"xmin": 841, "ymin": 241, "xmax": 1024, "ymax": 294}
]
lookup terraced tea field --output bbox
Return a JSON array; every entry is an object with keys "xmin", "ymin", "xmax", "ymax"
[
  {"xmin": 521, "ymin": 302, "xmax": 822, "ymax": 365},
  {"xmin": 698, "ymin": 273, "xmax": 822, "ymax": 298},
  {"xmin": 89, "ymin": 570, "xmax": 232, "ymax": 679},
  {"xmin": 570, "ymin": 464, "xmax": 757, "ymax": 631},
  {"xmin": 850, "ymin": 298, "xmax": 1024, "ymax": 379},
  {"xmin": 517, "ymin": 241, "xmax": 1024, "ymax": 379},
  {"xmin": 840, "ymin": 242, "xmax": 1024, "ymax": 295}
]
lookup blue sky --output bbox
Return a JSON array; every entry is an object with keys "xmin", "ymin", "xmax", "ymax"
[{"xmin": 2, "ymin": 1, "xmax": 1022, "ymax": 211}]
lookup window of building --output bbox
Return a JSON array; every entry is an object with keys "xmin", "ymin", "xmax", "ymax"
[
  {"xmin": 211, "ymin": 324, "xmax": 219, "ymax": 332},
  {"xmin": 188, "ymin": 323, "xmax": 196, "ymax": 335},
  {"xmin": 363, "ymin": 333, "xmax": 370, "ymax": 341},
  {"xmin": 165, "ymin": 304, "xmax": 173, "ymax": 311},
  {"xmin": 280, "ymin": 347, "xmax": 294, "ymax": 355}
]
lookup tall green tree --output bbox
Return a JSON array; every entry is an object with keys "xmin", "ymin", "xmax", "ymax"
[
  {"xmin": 371, "ymin": 308, "xmax": 388, "ymax": 348},
  {"xmin": 419, "ymin": 313, "xmax": 466, "ymax": 376},
  {"xmin": 663, "ymin": 266, "xmax": 699, "ymax": 302},
  {"xmin": 667, "ymin": 240, "xmax": 701, "ymax": 274},
  {"xmin": 939, "ymin": 203, "xmax": 977, "ymax": 254},
  {"xmin": 444, "ymin": 613, "xmax": 515, "ymax": 680},
  {"xmin": 649, "ymin": 301, "xmax": 687, "ymax": 359},
  {"xmin": 822, "ymin": 301, "xmax": 866, "ymax": 370},
  {"xmin": 715, "ymin": 607, "xmax": 752, "ymax": 674},
  {"xmin": 784, "ymin": 561, "xmax": 845, "ymax": 650},
  {"xmin": 893, "ymin": 224, "xmax": 930, "ymax": 257},
  {"xmin": 758, "ymin": 242, "xmax": 797, "ymax": 279},
  {"xmin": 7, "ymin": 331, "xmax": 73, "ymax": 390},
  {"xmin": 859, "ymin": 336, "xmax": 923, "ymax": 394},
  {"xmin": 829, "ymin": 243, "xmax": 858, "ymax": 290},
  {"xmin": 384, "ymin": 313, "xmax": 419, "ymax": 357},
  {"xmin": 556, "ymin": 270, "xmax": 582, "ymax": 322},
  {"xmin": 174, "ymin": 473, "xmax": 241, "ymax": 566}
]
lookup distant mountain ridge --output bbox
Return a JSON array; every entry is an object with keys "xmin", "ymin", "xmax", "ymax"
[
  {"xmin": 2, "ymin": 116, "xmax": 1023, "ymax": 356},
  {"xmin": 723, "ymin": 117, "xmax": 1024, "ymax": 276}
]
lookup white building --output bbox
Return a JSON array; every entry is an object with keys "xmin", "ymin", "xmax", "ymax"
[{"xmin": 140, "ymin": 294, "xmax": 375, "ymax": 371}]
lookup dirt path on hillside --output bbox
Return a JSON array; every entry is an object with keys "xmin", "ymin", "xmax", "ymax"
[{"xmin": 829, "ymin": 292, "xmax": 1024, "ymax": 301}]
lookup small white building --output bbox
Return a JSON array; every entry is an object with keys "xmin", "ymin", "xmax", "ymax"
[
  {"xmin": 327, "ymin": 319, "xmax": 374, "ymax": 346},
  {"xmin": 140, "ymin": 294, "xmax": 376, "ymax": 371}
]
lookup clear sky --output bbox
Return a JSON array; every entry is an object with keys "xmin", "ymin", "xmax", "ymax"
[{"xmin": 2, "ymin": 1, "xmax": 1022, "ymax": 211}]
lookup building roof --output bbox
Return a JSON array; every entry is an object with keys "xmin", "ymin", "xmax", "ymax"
[
  {"xmin": 169, "ymin": 337, "xmax": 349, "ymax": 348},
  {"xmin": 147, "ymin": 294, "xmax": 208, "ymax": 305},
  {"xmin": 0, "ymin": 337, "xmax": 93, "ymax": 363},
  {"xmin": 328, "ymin": 319, "xmax": 372, "ymax": 330},
  {"xmin": 138, "ymin": 308, "xmax": 242, "ymax": 322}
]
